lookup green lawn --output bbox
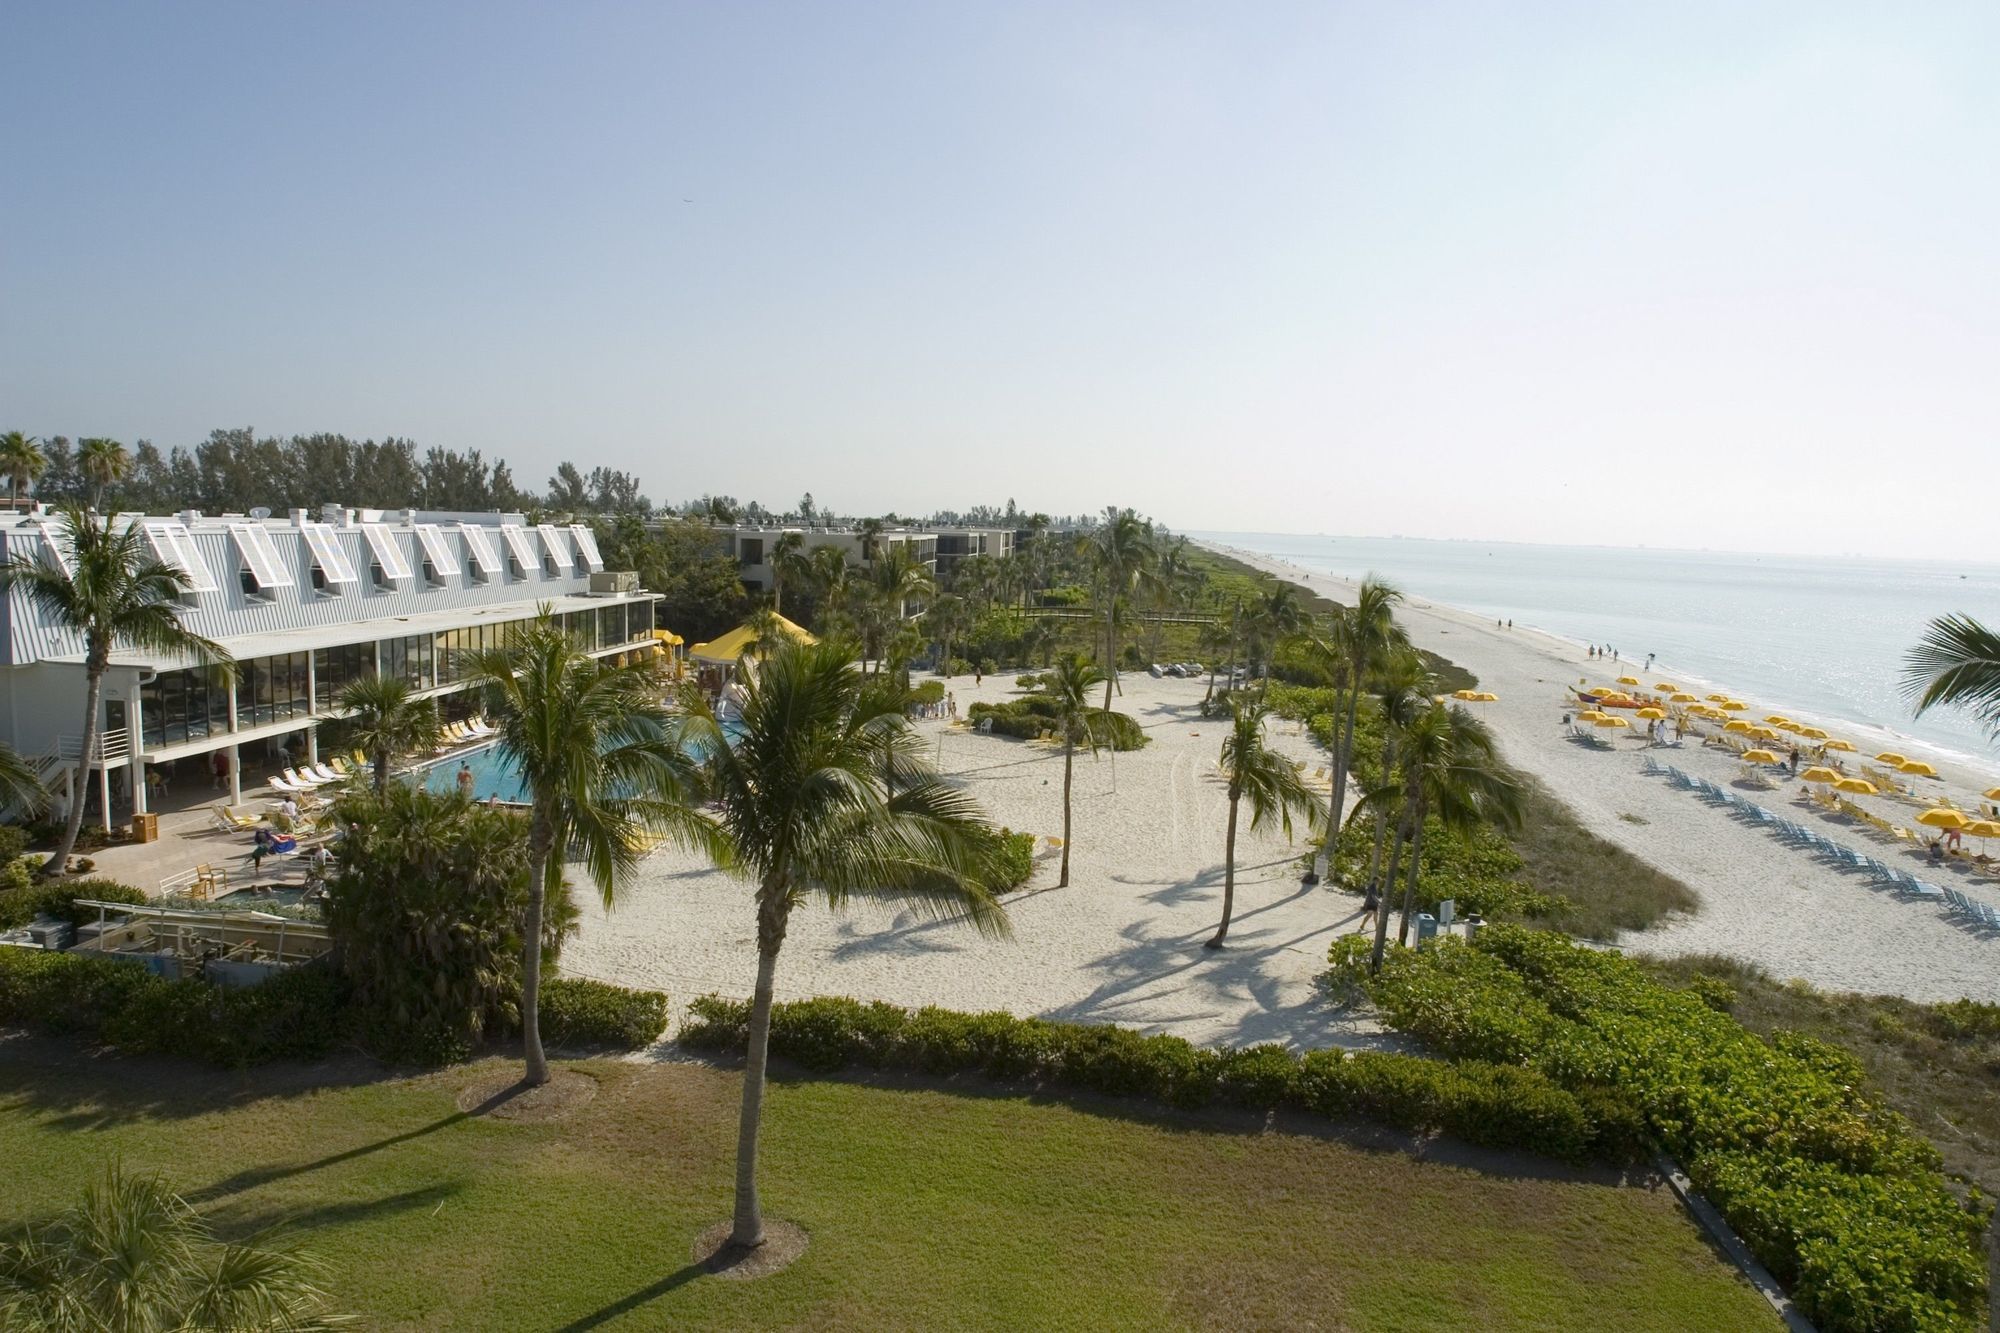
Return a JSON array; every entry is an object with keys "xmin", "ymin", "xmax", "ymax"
[{"xmin": 0, "ymin": 1040, "xmax": 1774, "ymax": 1331}]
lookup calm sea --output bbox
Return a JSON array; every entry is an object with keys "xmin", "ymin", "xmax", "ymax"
[{"xmin": 1193, "ymin": 532, "xmax": 2000, "ymax": 766}]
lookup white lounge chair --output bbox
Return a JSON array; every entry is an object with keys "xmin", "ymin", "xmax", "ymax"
[
  {"xmin": 267, "ymin": 775, "xmax": 311, "ymax": 796},
  {"xmin": 307, "ymin": 763, "xmax": 341, "ymax": 783},
  {"xmin": 282, "ymin": 767, "xmax": 326, "ymax": 789}
]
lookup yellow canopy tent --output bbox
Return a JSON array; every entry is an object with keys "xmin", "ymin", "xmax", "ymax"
[{"xmin": 690, "ymin": 614, "xmax": 818, "ymax": 664}]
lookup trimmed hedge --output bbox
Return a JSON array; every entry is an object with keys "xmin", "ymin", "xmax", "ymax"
[
  {"xmin": 0, "ymin": 878, "xmax": 149, "ymax": 931},
  {"xmin": 539, "ymin": 977, "xmax": 669, "ymax": 1049},
  {"xmin": 0, "ymin": 949, "xmax": 349, "ymax": 1068},
  {"xmin": 1360, "ymin": 925, "xmax": 1985, "ymax": 1332},
  {"xmin": 677, "ymin": 994, "xmax": 1642, "ymax": 1164}
]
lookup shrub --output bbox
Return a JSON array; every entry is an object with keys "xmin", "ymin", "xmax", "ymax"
[
  {"xmin": 1362, "ymin": 926, "xmax": 1984, "ymax": 1331},
  {"xmin": 980, "ymin": 827, "xmax": 1035, "ymax": 891},
  {"xmin": 539, "ymin": 977, "xmax": 668, "ymax": 1050},
  {"xmin": 906, "ymin": 680, "xmax": 945, "ymax": 708},
  {"xmin": 0, "ymin": 878, "xmax": 148, "ymax": 931},
  {"xmin": 0, "ymin": 950, "xmax": 349, "ymax": 1068},
  {"xmin": 0, "ymin": 824, "xmax": 28, "ymax": 864},
  {"xmin": 674, "ymin": 994, "xmax": 1622, "ymax": 1163}
]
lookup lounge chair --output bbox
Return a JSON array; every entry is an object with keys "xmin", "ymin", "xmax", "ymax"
[
  {"xmin": 328, "ymin": 757, "xmax": 353, "ymax": 776},
  {"xmin": 208, "ymin": 805, "xmax": 257, "ymax": 834},
  {"xmin": 282, "ymin": 767, "xmax": 326, "ymax": 789},
  {"xmin": 267, "ymin": 775, "xmax": 312, "ymax": 796},
  {"xmin": 307, "ymin": 762, "xmax": 341, "ymax": 783}
]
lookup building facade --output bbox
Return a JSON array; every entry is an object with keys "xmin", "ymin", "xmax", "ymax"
[{"xmin": 0, "ymin": 505, "xmax": 659, "ymax": 824}]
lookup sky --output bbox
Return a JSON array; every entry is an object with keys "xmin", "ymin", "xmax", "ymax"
[{"xmin": 4, "ymin": 2, "xmax": 1996, "ymax": 558}]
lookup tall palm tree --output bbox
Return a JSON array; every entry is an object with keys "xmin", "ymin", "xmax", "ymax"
[
  {"xmin": 1081, "ymin": 507, "xmax": 1157, "ymax": 711},
  {"xmin": 924, "ymin": 594, "xmax": 970, "ymax": 676},
  {"xmin": 857, "ymin": 516, "xmax": 886, "ymax": 563},
  {"xmin": 0, "ymin": 505, "xmax": 230, "ymax": 874},
  {"xmin": 1359, "ymin": 649, "xmax": 1434, "ymax": 971},
  {"xmin": 1385, "ymin": 703, "xmax": 1521, "ymax": 950},
  {"xmin": 1308, "ymin": 576, "xmax": 1404, "ymax": 883},
  {"xmin": 0, "ymin": 1166, "xmax": 343, "ymax": 1331},
  {"xmin": 75, "ymin": 437, "xmax": 130, "ymax": 511},
  {"xmin": 1043, "ymin": 652, "xmax": 1109, "ymax": 888},
  {"xmin": 1207, "ymin": 697, "xmax": 1321, "ymax": 949},
  {"xmin": 1242, "ymin": 584, "xmax": 1308, "ymax": 696},
  {"xmin": 768, "ymin": 530, "xmax": 808, "ymax": 616},
  {"xmin": 336, "ymin": 674, "xmax": 441, "ymax": 795},
  {"xmin": 1905, "ymin": 614, "xmax": 2000, "ymax": 739},
  {"xmin": 808, "ymin": 545, "xmax": 852, "ymax": 619},
  {"xmin": 0, "ymin": 431, "xmax": 45, "ymax": 509},
  {"xmin": 683, "ymin": 639, "xmax": 1009, "ymax": 1252},
  {"xmin": 1148, "ymin": 537, "xmax": 1197, "ymax": 664},
  {"xmin": 465, "ymin": 609, "xmax": 709, "ymax": 1087}
]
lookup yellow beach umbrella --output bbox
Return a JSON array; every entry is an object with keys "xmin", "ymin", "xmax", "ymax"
[
  {"xmin": 1706, "ymin": 693, "xmax": 1729, "ymax": 702},
  {"xmin": 1635, "ymin": 707, "xmax": 1667, "ymax": 719},
  {"xmin": 1725, "ymin": 719, "xmax": 1756, "ymax": 733},
  {"xmin": 1900, "ymin": 760, "xmax": 1938, "ymax": 777},
  {"xmin": 1877, "ymin": 752, "xmax": 1908, "ymax": 764},
  {"xmin": 1594, "ymin": 716, "xmax": 1630, "ymax": 728},
  {"xmin": 1475, "ymin": 692, "xmax": 1498, "ymax": 702},
  {"xmin": 1834, "ymin": 777, "xmax": 1878, "ymax": 795},
  {"xmin": 1764, "ymin": 714, "xmax": 1790, "ymax": 725},
  {"xmin": 1740, "ymin": 749, "xmax": 1781, "ymax": 764},
  {"xmin": 1985, "ymin": 787, "xmax": 2000, "ymax": 801},
  {"xmin": 1824, "ymin": 740, "xmax": 1855, "ymax": 752},
  {"xmin": 1918, "ymin": 808, "xmax": 1968, "ymax": 829},
  {"xmin": 1453, "ymin": 688, "xmax": 1479, "ymax": 700},
  {"xmin": 1962, "ymin": 819, "xmax": 2000, "ymax": 841},
  {"xmin": 1654, "ymin": 681, "xmax": 1679, "ymax": 691},
  {"xmin": 1616, "ymin": 675, "xmax": 1639, "ymax": 685},
  {"xmin": 1798, "ymin": 766, "xmax": 1842, "ymax": 784},
  {"xmin": 1722, "ymin": 700, "xmax": 1748, "ymax": 711},
  {"xmin": 1748, "ymin": 726, "xmax": 1782, "ymax": 740},
  {"xmin": 1576, "ymin": 709, "xmax": 1609, "ymax": 721},
  {"xmin": 1669, "ymin": 692, "xmax": 1699, "ymax": 703},
  {"xmin": 1798, "ymin": 727, "xmax": 1827, "ymax": 740}
]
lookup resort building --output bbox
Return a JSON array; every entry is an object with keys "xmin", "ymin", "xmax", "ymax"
[
  {"xmin": 698, "ymin": 523, "xmax": 939, "ymax": 606},
  {"xmin": 931, "ymin": 526, "xmax": 1014, "ymax": 578},
  {"xmin": 0, "ymin": 506, "xmax": 660, "ymax": 827}
]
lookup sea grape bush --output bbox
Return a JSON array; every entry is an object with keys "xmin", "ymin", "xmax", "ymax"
[
  {"xmin": 676, "ymin": 994, "xmax": 1641, "ymax": 1163},
  {"xmin": 538, "ymin": 977, "xmax": 669, "ymax": 1050},
  {"xmin": 1359, "ymin": 925, "xmax": 1984, "ymax": 1332}
]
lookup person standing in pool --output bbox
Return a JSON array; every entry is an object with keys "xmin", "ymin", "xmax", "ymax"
[{"xmin": 456, "ymin": 760, "xmax": 475, "ymax": 796}]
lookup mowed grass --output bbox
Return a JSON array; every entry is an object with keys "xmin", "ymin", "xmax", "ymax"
[{"xmin": 0, "ymin": 1040, "xmax": 1774, "ymax": 1331}]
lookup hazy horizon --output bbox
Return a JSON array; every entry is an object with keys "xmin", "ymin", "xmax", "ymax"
[{"xmin": 6, "ymin": 3, "xmax": 1995, "ymax": 560}]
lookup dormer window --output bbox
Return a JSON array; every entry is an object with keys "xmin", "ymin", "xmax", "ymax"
[
  {"xmin": 228, "ymin": 523, "xmax": 295, "ymax": 601},
  {"xmin": 500, "ymin": 524, "xmax": 538, "ymax": 581},
  {"xmin": 359, "ymin": 523, "xmax": 413, "ymax": 591},
  {"xmin": 536, "ymin": 524, "xmax": 572, "ymax": 578},
  {"xmin": 299, "ymin": 523, "xmax": 357, "ymax": 598},
  {"xmin": 460, "ymin": 524, "xmax": 501, "ymax": 584},
  {"xmin": 571, "ymin": 524, "xmax": 605, "ymax": 573},
  {"xmin": 414, "ymin": 524, "xmax": 459, "ymax": 589},
  {"xmin": 141, "ymin": 520, "xmax": 218, "ymax": 604}
]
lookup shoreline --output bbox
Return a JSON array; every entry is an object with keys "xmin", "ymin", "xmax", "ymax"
[{"xmin": 1201, "ymin": 541, "xmax": 2000, "ymax": 1002}]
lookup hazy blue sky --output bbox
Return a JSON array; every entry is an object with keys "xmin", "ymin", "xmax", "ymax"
[{"xmin": 5, "ymin": 3, "xmax": 1995, "ymax": 558}]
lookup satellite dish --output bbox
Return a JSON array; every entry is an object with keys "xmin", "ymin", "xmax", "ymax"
[{"xmin": 248, "ymin": 506, "xmax": 271, "ymax": 520}]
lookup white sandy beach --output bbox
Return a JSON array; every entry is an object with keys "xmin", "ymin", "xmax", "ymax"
[
  {"xmin": 567, "ymin": 670, "xmax": 1395, "ymax": 1051},
  {"xmin": 1217, "ymin": 545, "xmax": 2000, "ymax": 1003}
]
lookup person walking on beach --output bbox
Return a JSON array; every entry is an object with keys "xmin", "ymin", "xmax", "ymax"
[
  {"xmin": 1358, "ymin": 881, "xmax": 1380, "ymax": 935},
  {"xmin": 1788, "ymin": 746, "xmax": 1800, "ymax": 775}
]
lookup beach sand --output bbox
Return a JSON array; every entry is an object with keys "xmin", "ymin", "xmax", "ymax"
[
  {"xmin": 1216, "ymin": 545, "xmax": 2000, "ymax": 1003},
  {"xmin": 567, "ymin": 670, "xmax": 1395, "ymax": 1051}
]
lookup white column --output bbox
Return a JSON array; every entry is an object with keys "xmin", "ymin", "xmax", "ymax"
[
  {"xmin": 130, "ymin": 690, "xmax": 146, "ymax": 816},
  {"xmin": 98, "ymin": 762, "xmax": 112, "ymax": 834},
  {"xmin": 305, "ymin": 726, "xmax": 318, "ymax": 764},
  {"xmin": 229, "ymin": 745, "xmax": 242, "ymax": 806}
]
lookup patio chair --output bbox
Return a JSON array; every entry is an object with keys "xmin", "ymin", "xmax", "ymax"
[{"xmin": 282, "ymin": 767, "xmax": 325, "ymax": 789}]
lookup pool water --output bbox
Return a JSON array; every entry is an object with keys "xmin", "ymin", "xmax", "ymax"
[{"xmin": 419, "ymin": 722, "xmax": 743, "ymax": 803}]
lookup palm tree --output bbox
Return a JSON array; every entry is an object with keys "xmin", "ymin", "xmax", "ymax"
[
  {"xmin": 0, "ymin": 741, "xmax": 48, "ymax": 817},
  {"xmin": 0, "ymin": 1166, "xmax": 343, "ymax": 1330},
  {"xmin": 336, "ymin": 674, "xmax": 440, "ymax": 795},
  {"xmin": 0, "ymin": 505, "xmax": 230, "ymax": 874},
  {"xmin": 1358, "ymin": 648, "xmax": 1434, "ymax": 971},
  {"xmin": 769, "ymin": 530, "xmax": 808, "ymax": 616},
  {"xmin": 1905, "ymin": 614, "xmax": 2000, "ymax": 739},
  {"xmin": 857, "ymin": 516, "xmax": 886, "ymax": 563},
  {"xmin": 1307, "ymin": 576, "xmax": 1404, "ymax": 883},
  {"xmin": 1081, "ymin": 507, "xmax": 1157, "ymax": 710},
  {"xmin": 1206, "ymin": 697, "xmax": 1321, "ymax": 949},
  {"xmin": 75, "ymin": 437, "xmax": 130, "ymax": 511},
  {"xmin": 684, "ymin": 639, "xmax": 1009, "ymax": 1253},
  {"xmin": 465, "ymin": 609, "xmax": 709, "ymax": 1086},
  {"xmin": 1385, "ymin": 703, "xmax": 1521, "ymax": 950},
  {"xmin": 1043, "ymin": 652, "xmax": 1109, "ymax": 888},
  {"xmin": 924, "ymin": 594, "xmax": 970, "ymax": 676},
  {"xmin": 1242, "ymin": 585, "xmax": 1308, "ymax": 696},
  {"xmin": 0, "ymin": 431, "xmax": 45, "ymax": 510},
  {"xmin": 808, "ymin": 545, "xmax": 852, "ymax": 619}
]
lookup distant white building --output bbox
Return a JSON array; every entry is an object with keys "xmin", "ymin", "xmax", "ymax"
[{"xmin": 0, "ymin": 505, "xmax": 659, "ymax": 824}]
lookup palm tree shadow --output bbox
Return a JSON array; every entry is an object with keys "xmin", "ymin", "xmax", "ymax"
[{"xmin": 554, "ymin": 1263, "xmax": 709, "ymax": 1330}]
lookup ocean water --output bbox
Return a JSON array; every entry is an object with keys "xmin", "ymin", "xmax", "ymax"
[{"xmin": 1195, "ymin": 532, "xmax": 2000, "ymax": 766}]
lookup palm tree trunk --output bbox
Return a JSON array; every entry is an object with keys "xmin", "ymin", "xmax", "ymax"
[
  {"xmin": 1103, "ymin": 603, "xmax": 1117, "ymax": 712},
  {"xmin": 731, "ymin": 897, "xmax": 788, "ymax": 1248},
  {"xmin": 1370, "ymin": 812, "xmax": 1409, "ymax": 974},
  {"xmin": 521, "ymin": 814, "xmax": 554, "ymax": 1086},
  {"xmin": 1059, "ymin": 736, "xmax": 1075, "ymax": 888},
  {"xmin": 45, "ymin": 664, "xmax": 105, "ymax": 875},
  {"xmin": 374, "ymin": 745, "xmax": 391, "ymax": 795},
  {"xmin": 1396, "ymin": 810, "xmax": 1428, "ymax": 946},
  {"xmin": 1329, "ymin": 680, "xmax": 1360, "ymax": 849},
  {"xmin": 1206, "ymin": 789, "xmax": 1241, "ymax": 948}
]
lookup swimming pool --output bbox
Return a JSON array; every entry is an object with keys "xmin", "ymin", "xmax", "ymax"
[{"xmin": 418, "ymin": 722, "xmax": 743, "ymax": 803}]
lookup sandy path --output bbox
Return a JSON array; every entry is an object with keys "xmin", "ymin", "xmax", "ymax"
[
  {"xmin": 567, "ymin": 671, "xmax": 1392, "ymax": 1051},
  {"xmin": 1215, "ymin": 545, "xmax": 2000, "ymax": 1002}
]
